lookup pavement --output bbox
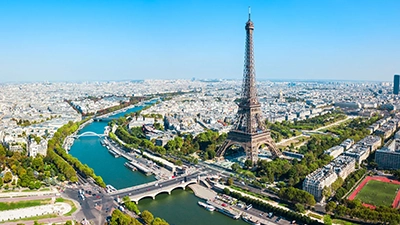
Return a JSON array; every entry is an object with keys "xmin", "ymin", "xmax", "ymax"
[
  {"xmin": 0, "ymin": 202, "xmax": 71, "ymax": 221},
  {"xmin": 1, "ymin": 216, "xmax": 73, "ymax": 225},
  {"xmin": 0, "ymin": 195, "xmax": 59, "ymax": 203},
  {"xmin": 62, "ymin": 184, "xmax": 115, "ymax": 225},
  {"xmin": 0, "ymin": 188, "xmax": 58, "ymax": 198},
  {"xmin": 189, "ymin": 183, "xmax": 217, "ymax": 200}
]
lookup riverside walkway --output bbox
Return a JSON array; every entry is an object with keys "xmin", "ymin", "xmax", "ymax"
[
  {"xmin": 0, "ymin": 203, "xmax": 71, "ymax": 222},
  {"xmin": 104, "ymin": 138, "xmax": 175, "ymax": 179},
  {"xmin": 189, "ymin": 183, "xmax": 216, "ymax": 200}
]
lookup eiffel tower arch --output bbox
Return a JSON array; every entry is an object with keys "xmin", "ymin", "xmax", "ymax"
[{"xmin": 216, "ymin": 8, "xmax": 282, "ymax": 164}]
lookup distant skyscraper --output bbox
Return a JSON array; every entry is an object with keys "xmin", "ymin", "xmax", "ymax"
[{"xmin": 393, "ymin": 74, "xmax": 400, "ymax": 95}]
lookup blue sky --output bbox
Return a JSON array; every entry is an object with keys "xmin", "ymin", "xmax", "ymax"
[{"xmin": 0, "ymin": 0, "xmax": 399, "ymax": 82}]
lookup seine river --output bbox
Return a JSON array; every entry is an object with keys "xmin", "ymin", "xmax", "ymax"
[{"xmin": 68, "ymin": 103, "xmax": 247, "ymax": 225}]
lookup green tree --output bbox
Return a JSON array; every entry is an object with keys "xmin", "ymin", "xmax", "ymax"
[
  {"xmin": 325, "ymin": 201, "xmax": 337, "ymax": 212},
  {"xmin": 0, "ymin": 144, "xmax": 6, "ymax": 157},
  {"xmin": 205, "ymin": 149, "xmax": 216, "ymax": 160},
  {"xmin": 3, "ymin": 171, "xmax": 12, "ymax": 183},
  {"xmin": 278, "ymin": 187, "xmax": 316, "ymax": 206},
  {"xmin": 223, "ymin": 188, "xmax": 231, "ymax": 195},
  {"xmin": 152, "ymin": 217, "xmax": 169, "ymax": 225},
  {"xmin": 141, "ymin": 210, "xmax": 154, "ymax": 224},
  {"xmin": 231, "ymin": 163, "xmax": 241, "ymax": 172},
  {"xmin": 123, "ymin": 196, "xmax": 140, "ymax": 215},
  {"xmin": 244, "ymin": 159, "xmax": 252, "ymax": 169},
  {"xmin": 110, "ymin": 209, "xmax": 141, "ymax": 225},
  {"xmin": 295, "ymin": 203, "xmax": 305, "ymax": 213},
  {"xmin": 323, "ymin": 215, "xmax": 332, "ymax": 225},
  {"xmin": 32, "ymin": 157, "xmax": 44, "ymax": 172},
  {"xmin": 323, "ymin": 186, "xmax": 331, "ymax": 198},
  {"xmin": 227, "ymin": 178, "xmax": 233, "ymax": 186}
]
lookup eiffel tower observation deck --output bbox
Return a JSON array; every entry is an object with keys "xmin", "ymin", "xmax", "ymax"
[{"xmin": 216, "ymin": 8, "xmax": 282, "ymax": 164}]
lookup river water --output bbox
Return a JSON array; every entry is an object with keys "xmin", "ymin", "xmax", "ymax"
[{"xmin": 68, "ymin": 103, "xmax": 247, "ymax": 225}]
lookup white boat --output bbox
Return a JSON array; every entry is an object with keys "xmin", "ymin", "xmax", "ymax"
[
  {"xmin": 198, "ymin": 201, "xmax": 216, "ymax": 212},
  {"xmin": 124, "ymin": 162, "xmax": 137, "ymax": 171},
  {"xmin": 217, "ymin": 207, "xmax": 241, "ymax": 219},
  {"xmin": 108, "ymin": 149, "xmax": 120, "ymax": 158},
  {"xmin": 242, "ymin": 214, "xmax": 261, "ymax": 225}
]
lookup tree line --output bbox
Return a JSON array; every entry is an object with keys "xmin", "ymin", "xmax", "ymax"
[
  {"xmin": 110, "ymin": 209, "xmax": 169, "ymax": 225},
  {"xmin": 47, "ymin": 120, "xmax": 106, "ymax": 187}
]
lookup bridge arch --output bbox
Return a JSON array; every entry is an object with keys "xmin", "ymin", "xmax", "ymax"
[
  {"xmin": 132, "ymin": 180, "xmax": 197, "ymax": 204},
  {"xmin": 74, "ymin": 131, "xmax": 105, "ymax": 138}
]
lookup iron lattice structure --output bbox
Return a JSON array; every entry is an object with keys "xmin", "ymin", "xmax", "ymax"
[{"xmin": 216, "ymin": 10, "xmax": 282, "ymax": 164}]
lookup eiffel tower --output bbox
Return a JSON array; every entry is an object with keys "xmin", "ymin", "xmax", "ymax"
[{"xmin": 216, "ymin": 8, "xmax": 282, "ymax": 164}]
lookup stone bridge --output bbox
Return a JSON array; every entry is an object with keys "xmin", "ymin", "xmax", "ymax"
[
  {"xmin": 110, "ymin": 173, "xmax": 202, "ymax": 204},
  {"xmin": 127, "ymin": 180, "xmax": 197, "ymax": 204}
]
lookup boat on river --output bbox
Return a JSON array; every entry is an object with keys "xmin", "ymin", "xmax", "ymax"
[
  {"xmin": 242, "ymin": 214, "xmax": 261, "ymax": 225},
  {"xmin": 217, "ymin": 207, "xmax": 241, "ymax": 219},
  {"xmin": 124, "ymin": 161, "xmax": 137, "ymax": 171},
  {"xmin": 108, "ymin": 149, "xmax": 120, "ymax": 158},
  {"xmin": 198, "ymin": 201, "xmax": 215, "ymax": 212}
]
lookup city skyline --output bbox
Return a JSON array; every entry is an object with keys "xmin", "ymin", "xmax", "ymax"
[{"xmin": 1, "ymin": 0, "xmax": 399, "ymax": 82}]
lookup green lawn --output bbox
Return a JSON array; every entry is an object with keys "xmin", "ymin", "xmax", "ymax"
[
  {"xmin": 332, "ymin": 219, "xmax": 359, "ymax": 225},
  {"xmin": 0, "ymin": 199, "xmax": 52, "ymax": 211},
  {"xmin": 308, "ymin": 213, "xmax": 323, "ymax": 220},
  {"xmin": 355, "ymin": 180, "xmax": 400, "ymax": 207}
]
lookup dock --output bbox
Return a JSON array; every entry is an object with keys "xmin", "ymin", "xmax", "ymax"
[
  {"xmin": 108, "ymin": 148, "xmax": 121, "ymax": 158},
  {"xmin": 190, "ymin": 183, "xmax": 281, "ymax": 225},
  {"xmin": 126, "ymin": 161, "xmax": 152, "ymax": 176},
  {"xmin": 124, "ymin": 162, "xmax": 137, "ymax": 171},
  {"xmin": 102, "ymin": 138, "xmax": 174, "ymax": 180},
  {"xmin": 206, "ymin": 199, "xmax": 242, "ymax": 219}
]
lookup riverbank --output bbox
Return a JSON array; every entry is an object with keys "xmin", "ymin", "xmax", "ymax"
[
  {"xmin": 103, "ymin": 138, "xmax": 174, "ymax": 180},
  {"xmin": 97, "ymin": 98, "xmax": 158, "ymax": 119},
  {"xmin": 189, "ymin": 183, "xmax": 287, "ymax": 225},
  {"xmin": 63, "ymin": 98, "xmax": 158, "ymax": 151}
]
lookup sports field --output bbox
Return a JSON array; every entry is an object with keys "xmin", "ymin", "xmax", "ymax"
[{"xmin": 354, "ymin": 180, "xmax": 400, "ymax": 207}]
